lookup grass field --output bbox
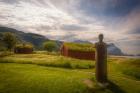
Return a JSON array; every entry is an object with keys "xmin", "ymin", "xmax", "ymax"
[{"xmin": 0, "ymin": 52, "xmax": 140, "ymax": 93}]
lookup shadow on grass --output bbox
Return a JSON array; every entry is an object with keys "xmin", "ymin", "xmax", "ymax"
[{"xmin": 107, "ymin": 80, "xmax": 126, "ymax": 93}]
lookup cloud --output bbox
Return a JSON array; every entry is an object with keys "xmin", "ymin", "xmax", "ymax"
[
  {"xmin": 120, "ymin": 8, "xmax": 140, "ymax": 34},
  {"xmin": 0, "ymin": 0, "xmax": 17, "ymax": 4},
  {"xmin": 0, "ymin": 1, "xmax": 77, "ymax": 31},
  {"xmin": 117, "ymin": 39, "xmax": 140, "ymax": 55}
]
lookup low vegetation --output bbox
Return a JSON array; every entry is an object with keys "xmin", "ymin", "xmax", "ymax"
[
  {"xmin": 43, "ymin": 41, "xmax": 58, "ymax": 52},
  {"xmin": 15, "ymin": 44, "xmax": 33, "ymax": 49},
  {"xmin": 0, "ymin": 51, "xmax": 13, "ymax": 57},
  {"xmin": 117, "ymin": 59, "xmax": 140, "ymax": 80},
  {"xmin": 0, "ymin": 52, "xmax": 94, "ymax": 69},
  {"xmin": 0, "ymin": 63, "xmax": 93, "ymax": 93},
  {"xmin": 64, "ymin": 42, "xmax": 95, "ymax": 52}
]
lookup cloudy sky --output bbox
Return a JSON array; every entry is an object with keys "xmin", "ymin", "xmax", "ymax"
[{"xmin": 0, "ymin": 0, "xmax": 140, "ymax": 55}]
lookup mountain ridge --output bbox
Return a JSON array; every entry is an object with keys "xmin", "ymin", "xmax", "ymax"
[{"xmin": 0, "ymin": 26, "xmax": 49, "ymax": 49}]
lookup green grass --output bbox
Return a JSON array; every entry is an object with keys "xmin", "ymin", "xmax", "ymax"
[
  {"xmin": 15, "ymin": 43, "xmax": 33, "ymax": 49},
  {"xmin": 115, "ymin": 58, "xmax": 140, "ymax": 80},
  {"xmin": 64, "ymin": 42, "xmax": 95, "ymax": 52},
  {"xmin": 106, "ymin": 57, "xmax": 140, "ymax": 93},
  {"xmin": 0, "ymin": 51, "xmax": 14, "ymax": 57},
  {"xmin": 0, "ymin": 53, "xmax": 94, "ymax": 69},
  {"xmin": 0, "ymin": 63, "xmax": 93, "ymax": 93},
  {"xmin": 0, "ymin": 53, "xmax": 140, "ymax": 93}
]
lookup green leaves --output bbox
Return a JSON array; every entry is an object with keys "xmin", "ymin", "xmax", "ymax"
[
  {"xmin": 3, "ymin": 32, "xmax": 17, "ymax": 51},
  {"xmin": 43, "ymin": 41, "xmax": 58, "ymax": 52}
]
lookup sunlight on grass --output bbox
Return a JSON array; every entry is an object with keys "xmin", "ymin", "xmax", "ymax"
[
  {"xmin": 0, "ymin": 53, "xmax": 95, "ymax": 69},
  {"xmin": 0, "ymin": 63, "xmax": 93, "ymax": 93},
  {"xmin": 0, "ymin": 53, "xmax": 140, "ymax": 93}
]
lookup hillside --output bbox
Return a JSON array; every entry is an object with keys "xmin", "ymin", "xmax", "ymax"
[
  {"xmin": 0, "ymin": 26, "xmax": 49, "ymax": 49},
  {"xmin": 107, "ymin": 43, "xmax": 124, "ymax": 55}
]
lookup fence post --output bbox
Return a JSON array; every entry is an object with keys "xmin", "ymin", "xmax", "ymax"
[{"xmin": 95, "ymin": 34, "xmax": 108, "ymax": 85}]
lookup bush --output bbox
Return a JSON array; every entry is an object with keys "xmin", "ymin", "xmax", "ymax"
[
  {"xmin": 0, "ymin": 51, "xmax": 13, "ymax": 57},
  {"xmin": 43, "ymin": 41, "xmax": 57, "ymax": 52}
]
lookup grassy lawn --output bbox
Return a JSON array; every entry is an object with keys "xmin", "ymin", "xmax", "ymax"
[
  {"xmin": 0, "ymin": 63, "xmax": 93, "ymax": 93},
  {"xmin": 0, "ymin": 53, "xmax": 94, "ymax": 69},
  {"xmin": 0, "ymin": 52, "xmax": 140, "ymax": 93}
]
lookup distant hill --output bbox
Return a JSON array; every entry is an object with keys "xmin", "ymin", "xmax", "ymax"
[
  {"xmin": 73, "ymin": 40, "xmax": 92, "ymax": 44},
  {"xmin": 0, "ymin": 26, "xmax": 49, "ymax": 49},
  {"xmin": 107, "ymin": 43, "xmax": 124, "ymax": 55}
]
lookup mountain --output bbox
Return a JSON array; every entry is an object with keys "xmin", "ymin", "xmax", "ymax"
[
  {"xmin": 73, "ymin": 40, "xmax": 92, "ymax": 44},
  {"xmin": 107, "ymin": 43, "xmax": 124, "ymax": 55},
  {"xmin": 0, "ymin": 26, "xmax": 49, "ymax": 49}
]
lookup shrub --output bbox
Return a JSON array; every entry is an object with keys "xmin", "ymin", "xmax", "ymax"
[
  {"xmin": 0, "ymin": 51, "xmax": 13, "ymax": 57},
  {"xmin": 43, "ymin": 41, "xmax": 57, "ymax": 52}
]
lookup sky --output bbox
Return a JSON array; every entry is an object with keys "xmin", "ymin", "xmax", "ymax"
[{"xmin": 0, "ymin": 0, "xmax": 140, "ymax": 55}]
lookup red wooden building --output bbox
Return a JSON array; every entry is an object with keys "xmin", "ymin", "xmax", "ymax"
[{"xmin": 60, "ymin": 43, "xmax": 95, "ymax": 60}]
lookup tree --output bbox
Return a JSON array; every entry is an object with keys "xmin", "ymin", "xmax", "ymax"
[
  {"xmin": 3, "ymin": 32, "xmax": 17, "ymax": 51},
  {"xmin": 43, "ymin": 41, "xmax": 57, "ymax": 52}
]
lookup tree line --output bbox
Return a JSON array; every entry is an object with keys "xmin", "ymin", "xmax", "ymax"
[{"xmin": 0, "ymin": 32, "xmax": 58, "ymax": 52}]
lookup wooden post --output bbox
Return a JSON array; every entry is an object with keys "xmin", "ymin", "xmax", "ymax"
[{"xmin": 95, "ymin": 34, "xmax": 108, "ymax": 84}]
